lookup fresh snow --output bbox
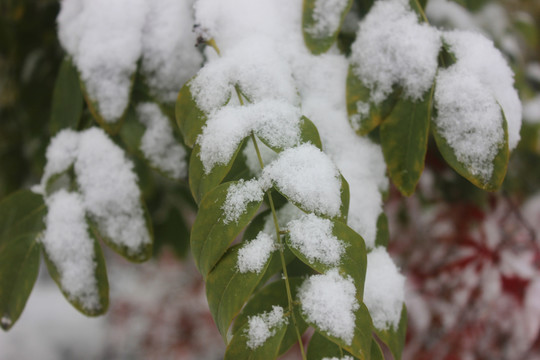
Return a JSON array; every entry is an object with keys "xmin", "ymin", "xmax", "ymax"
[
  {"xmin": 222, "ymin": 179, "xmax": 264, "ymax": 224},
  {"xmin": 298, "ymin": 269, "xmax": 359, "ymax": 345},
  {"xmin": 237, "ymin": 232, "xmax": 275, "ymax": 273},
  {"xmin": 245, "ymin": 306, "xmax": 286, "ymax": 349},
  {"xmin": 363, "ymin": 247, "xmax": 405, "ymax": 331},
  {"xmin": 41, "ymin": 190, "xmax": 100, "ymax": 310},
  {"xmin": 136, "ymin": 103, "xmax": 187, "ymax": 180},
  {"xmin": 287, "ymin": 213, "xmax": 345, "ymax": 266},
  {"xmin": 306, "ymin": 0, "xmax": 350, "ymax": 39},
  {"xmin": 322, "ymin": 356, "xmax": 354, "ymax": 360}
]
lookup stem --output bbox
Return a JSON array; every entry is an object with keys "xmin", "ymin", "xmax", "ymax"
[
  {"xmin": 250, "ymin": 132, "xmax": 307, "ymax": 360},
  {"xmin": 414, "ymin": 0, "xmax": 429, "ymax": 24},
  {"xmin": 206, "ymin": 38, "xmax": 221, "ymax": 56}
]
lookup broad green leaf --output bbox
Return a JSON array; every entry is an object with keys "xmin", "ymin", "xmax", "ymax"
[
  {"xmin": 374, "ymin": 213, "xmax": 389, "ymax": 248},
  {"xmin": 346, "ymin": 66, "xmax": 400, "ymax": 135},
  {"xmin": 43, "ymin": 226, "xmax": 109, "ymax": 316},
  {"xmin": 301, "ymin": 303, "xmax": 373, "ymax": 360},
  {"xmin": 189, "ymin": 138, "xmax": 247, "ymax": 205},
  {"xmin": 285, "ymin": 219, "xmax": 367, "ymax": 298},
  {"xmin": 300, "ymin": 116, "xmax": 323, "ymax": 150},
  {"xmin": 380, "ymin": 86, "xmax": 433, "ymax": 196},
  {"xmin": 50, "ymin": 58, "xmax": 83, "ymax": 135},
  {"xmin": 206, "ymin": 244, "xmax": 273, "ymax": 340},
  {"xmin": 375, "ymin": 305, "xmax": 407, "ymax": 360},
  {"xmin": 0, "ymin": 190, "xmax": 46, "ymax": 331},
  {"xmin": 118, "ymin": 106, "xmax": 145, "ymax": 156},
  {"xmin": 303, "ymin": 0, "xmax": 353, "ymax": 55},
  {"xmin": 307, "ymin": 331, "xmax": 351, "ymax": 360},
  {"xmin": 191, "ymin": 181, "xmax": 264, "ymax": 277},
  {"xmin": 90, "ymin": 202, "xmax": 154, "ymax": 263},
  {"xmin": 432, "ymin": 106, "xmax": 509, "ymax": 191},
  {"xmin": 225, "ymin": 318, "xmax": 288, "ymax": 360},
  {"xmin": 175, "ymin": 79, "xmax": 207, "ymax": 148},
  {"xmin": 370, "ymin": 339, "xmax": 385, "ymax": 360},
  {"xmin": 233, "ymin": 278, "xmax": 308, "ymax": 356}
]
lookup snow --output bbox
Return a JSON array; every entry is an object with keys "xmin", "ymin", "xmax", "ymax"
[
  {"xmin": 306, "ymin": 0, "xmax": 350, "ymax": 39},
  {"xmin": 41, "ymin": 190, "xmax": 99, "ymax": 311},
  {"xmin": 237, "ymin": 232, "xmax": 275, "ymax": 273},
  {"xmin": 287, "ymin": 213, "xmax": 345, "ymax": 266},
  {"xmin": 197, "ymin": 100, "xmax": 301, "ymax": 173},
  {"xmin": 322, "ymin": 356, "xmax": 354, "ymax": 360},
  {"xmin": 261, "ymin": 144, "xmax": 342, "ymax": 218},
  {"xmin": 245, "ymin": 306, "xmax": 286, "ymax": 349},
  {"xmin": 136, "ymin": 103, "xmax": 187, "ymax": 180},
  {"xmin": 350, "ymin": 0, "xmax": 441, "ymax": 104},
  {"xmin": 298, "ymin": 269, "xmax": 359, "ymax": 345},
  {"xmin": 426, "ymin": 0, "xmax": 478, "ymax": 32},
  {"xmin": 40, "ymin": 129, "xmax": 80, "ymax": 188},
  {"xmin": 363, "ymin": 247, "xmax": 405, "ymax": 331},
  {"xmin": 222, "ymin": 179, "xmax": 264, "ymax": 224},
  {"xmin": 523, "ymin": 95, "xmax": 540, "ymax": 124},
  {"xmin": 141, "ymin": 0, "xmax": 202, "ymax": 103},
  {"xmin": 75, "ymin": 128, "xmax": 151, "ymax": 254}
]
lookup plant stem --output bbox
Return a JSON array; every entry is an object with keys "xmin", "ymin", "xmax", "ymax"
[
  {"xmin": 250, "ymin": 132, "xmax": 307, "ymax": 360},
  {"xmin": 414, "ymin": 0, "xmax": 429, "ymax": 24}
]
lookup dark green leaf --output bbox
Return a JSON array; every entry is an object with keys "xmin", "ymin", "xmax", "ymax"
[
  {"xmin": 225, "ymin": 318, "xmax": 288, "ymax": 360},
  {"xmin": 43, "ymin": 225, "xmax": 109, "ymax": 317},
  {"xmin": 191, "ymin": 181, "xmax": 264, "ymax": 277},
  {"xmin": 50, "ymin": 58, "xmax": 83, "ymax": 135},
  {"xmin": 380, "ymin": 86, "xmax": 433, "ymax": 196},
  {"xmin": 303, "ymin": 0, "xmax": 353, "ymax": 54},
  {"xmin": 370, "ymin": 339, "xmax": 385, "ymax": 360},
  {"xmin": 307, "ymin": 331, "xmax": 350, "ymax": 360},
  {"xmin": 118, "ymin": 106, "xmax": 145, "ymax": 156},
  {"xmin": 375, "ymin": 305, "xmax": 407, "ymax": 360},
  {"xmin": 0, "ymin": 190, "xmax": 46, "ymax": 331},
  {"xmin": 189, "ymin": 138, "xmax": 247, "ymax": 204},
  {"xmin": 432, "ymin": 106, "xmax": 509, "ymax": 191},
  {"xmin": 206, "ymin": 244, "xmax": 273, "ymax": 340},
  {"xmin": 375, "ymin": 213, "xmax": 389, "ymax": 248},
  {"xmin": 285, "ymin": 219, "xmax": 367, "ymax": 298},
  {"xmin": 175, "ymin": 79, "xmax": 207, "ymax": 148},
  {"xmin": 233, "ymin": 278, "xmax": 308, "ymax": 356}
]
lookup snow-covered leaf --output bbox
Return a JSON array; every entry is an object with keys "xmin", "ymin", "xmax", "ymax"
[
  {"xmin": 375, "ymin": 305, "xmax": 407, "ymax": 360},
  {"xmin": 175, "ymin": 79, "xmax": 208, "ymax": 148}
]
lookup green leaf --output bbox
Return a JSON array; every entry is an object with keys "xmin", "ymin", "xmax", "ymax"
[
  {"xmin": 80, "ymin": 79, "xmax": 127, "ymax": 135},
  {"xmin": 303, "ymin": 0, "xmax": 353, "ymax": 55},
  {"xmin": 300, "ymin": 116, "xmax": 323, "ymax": 150},
  {"xmin": 370, "ymin": 339, "xmax": 385, "ymax": 360},
  {"xmin": 0, "ymin": 190, "xmax": 46, "ymax": 331},
  {"xmin": 189, "ymin": 138, "xmax": 247, "ymax": 205},
  {"xmin": 346, "ymin": 66, "xmax": 400, "ymax": 135},
  {"xmin": 380, "ymin": 86, "xmax": 433, "ymax": 196},
  {"xmin": 375, "ymin": 305, "xmax": 407, "ymax": 360},
  {"xmin": 175, "ymin": 79, "xmax": 208, "ymax": 148},
  {"xmin": 43, "ymin": 224, "xmax": 109, "ymax": 317},
  {"xmin": 301, "ymin": 303, "xmax": 373, "ymax": 360},
  {"xmin": 233, "ymin": 278, "xmax": 308, "ymax": 356},
  {"xmin": 374, "ymin": 213, "xmax": 389, "ymax": 248},
  {"xmin": 191, "ymin": 181, "xmax": 264, "ymax": 277},
  {"xmin": 118, "ymin": 106, "xmax": 145, "ymax": 156},
  {"xmin": 225, "ymin": 318, "xmax": 288, "ymax": 360},
  {"xmin": 50, "ymin": 58, "xmax": 83, "ymax": 135},
  {"xmin": 206, "ymin": 244, "xmax": 273, "ymax": 340},
  {"xmin": 285, "ymin": 219, "xmax": 367, "ymax": 298},
  {"xmin": 432, "ymin": 106, "xmax": 509, "ymax": 191},
  {"xmin": 307, "ymin": 331, "xmax": 351, "ymax": 360}
]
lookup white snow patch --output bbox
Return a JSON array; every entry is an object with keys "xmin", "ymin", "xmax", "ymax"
[
  {"xmin": 42, "ymin": 190, "xmax": 100, "ymax": 310},
  {"xmin": 222, "ymin": 179, "xmax": 264, "ymax": 224},
  {"xmin": 237, "ymin": 232, "xmax": 276, "ymax": 273},
  {"xmin": 298, "ymin": 269, "xmax": 359, "ymax": 345},
  {"xmin": 363, "ymin": 247, "xmax": 405, "ymax": 331},
  {"xmin": 287, "ymin": 213, "xmax": 345, "ymax": 266},
  {"xmin": 350, "ymin": 0, "xmax": 441, "ymax": 103},
  {"xmin": 261, "ymin": 144, "xmax": 342, "ymax": 218},
  {"xmin": 40, "ymin": 129, "xmax": 80, "ymax": 187},
  {"xmin": 246, "ymin": 306, "xmax": 287, "ymax": 349},
  {"xmin": 136, "ymin": 102, "xmax": 187, "ymax": 180},
  {"xmin": 322, "ymin": 356, "xmax": 354, "ymax": 360},
  {"xmin": 306, "ymin": 0, "xmax": 350, "ymax": 39}
]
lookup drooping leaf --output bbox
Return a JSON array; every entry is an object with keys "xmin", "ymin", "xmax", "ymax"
[
  {"xmin": 42, "ymin": 225, "xmax": 109, "ymax": 317},
  {"xmin": 225, "ymin": 317, "xmax": 288, "ymax": 360},
  {"xmin": 375, "ymin": 305, "xmax": 407, "ymax": 360},
  {"xmin": 285, "ymin": 219, "xmax": 367, "ymax": 298},
  {"xmin": 301, "ymin": 303, "xmax": 373, "ymax": 360},
  {"xmin": 233, "ymin": 278, "xmax": 308, "ymax": 356},
  {"xmin": 206, "ymin": 244, "xmax": 273, "ymax": 340},
  {"xmin": 432, "ymin": 106, "xmax": 509, "ymax": 191},
  {"xmin": 380, "ymin": 85, "xmax": 433, "ymax": 196},
  {"xmin": 307, "ymin": 331, "xmax": 351, "ymax": 360},
  {"xmin": 303, "ymin": 0, "xmax": 354, "ymax": 55},
  {"xmin": 189, "ymin": 138, "xmax": 247, "ymax": 204},
  {"xmin": 0, "ymin": 190, "xmax": 46, "ymax": 331},
  {"xmin": 50, "ymin": 58, "xmax": 83, "ymax": 135},
  {"xmin": 191, "ymin": 181, "xmax": 264, "ymax": 277},
  {"xmin": 175, "ymin": 79, "xmax": 208, "ymax": 148},
  {"xmin": 374, "ymin": 213, "xmax": 389, "ymax": 248}
]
